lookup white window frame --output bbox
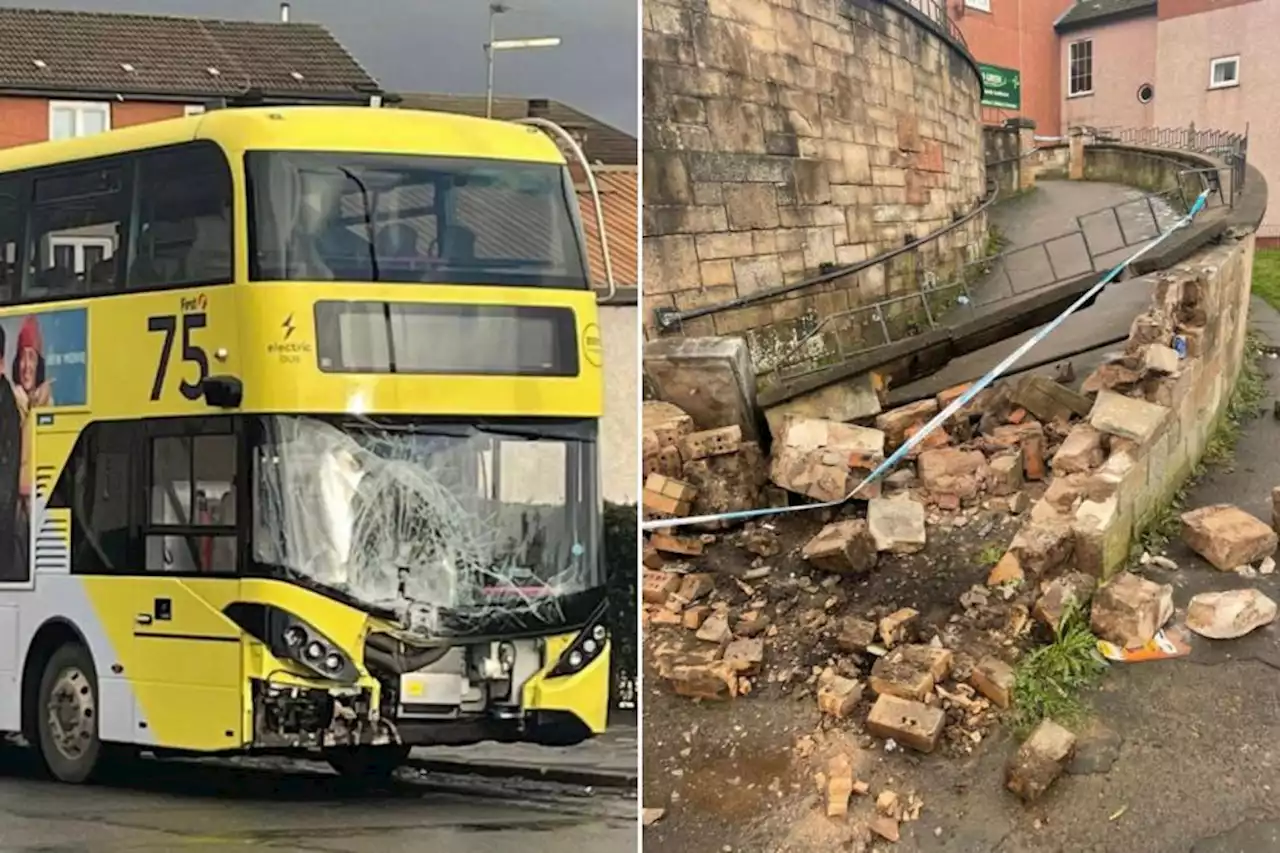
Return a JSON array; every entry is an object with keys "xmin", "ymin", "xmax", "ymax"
[
  {"xmin": 1209, "ymin": 55, "xmax": 1240, "ymax": 90},
  {"xmin": 964, "ymin": 0, "xmax": 991, "ymax": 12},
  {"xmin": 47, "ymin": 100, "xmax": 111, "ymax": 141},
  {"xmin": 48, "ymin": 236, "xmax": 115, "ymax": 275},
  {"xmin": 184, "ymin": 104, "xmax": 206, "ymax": 116},
  {"xmin": 1068, "ymin": 39, "xmax": 1094, "ymax": 97}
]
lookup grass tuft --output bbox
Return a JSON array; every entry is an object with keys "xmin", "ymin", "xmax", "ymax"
[
  {"xmin": 1010, "ymin": 602, "xmax": 1107, "ymax": 737},
  {"xmin": 975, "ymin": 542, "xmax": 1005, "ymax": 568}
]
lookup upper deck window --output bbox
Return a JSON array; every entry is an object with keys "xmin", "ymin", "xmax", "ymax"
[{"xmin": 245, "ymin": 152, "xmax": 589, "ymax": 290}]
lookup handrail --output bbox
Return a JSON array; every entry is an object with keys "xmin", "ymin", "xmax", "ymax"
[{"xmin": 513, "ymin": 116, "xmax": 617, "ymax": 304}]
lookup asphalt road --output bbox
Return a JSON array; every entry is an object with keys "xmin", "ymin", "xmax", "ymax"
[{"xmin": 0, "ymin": 747, "xmax": 637, "ymax": 852}]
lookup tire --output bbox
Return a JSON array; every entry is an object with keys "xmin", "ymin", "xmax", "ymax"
[
  {"xmin": 34, "ymin": 643, "xmax": 102, "ymax": 784},
  {"xmin": 326, "ymin": 745, "xmax": 410, "ymax": 781},
  {"xmin": 531, "ymin": 717, "xmax": 592, "ymax": 747}
]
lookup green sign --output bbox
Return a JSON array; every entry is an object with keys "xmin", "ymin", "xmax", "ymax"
[{"xmin": 979, "ymin": 63, "xmax": 1021, "ymax": 111}]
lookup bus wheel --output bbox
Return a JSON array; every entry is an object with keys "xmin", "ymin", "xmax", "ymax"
[
  {"xmin": 35, "ymin": 643, "xmax": 102, "ymax": 784},
  {"xmin": 326, "ymin": 745, "xmax": 410, "ymax": 781}
]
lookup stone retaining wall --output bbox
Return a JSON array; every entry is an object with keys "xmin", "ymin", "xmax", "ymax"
[{"xmin": 643, "ymin": 0, "xmax": 986, "ymax": 372}]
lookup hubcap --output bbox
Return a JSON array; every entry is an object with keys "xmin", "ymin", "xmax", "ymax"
[{"xmin": 46, "ymin": 666, "xmax": 95, "ymax": 761}]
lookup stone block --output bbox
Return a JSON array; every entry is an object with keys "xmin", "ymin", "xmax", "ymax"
[
  {"xmin": 682, "ymin": 605, "xmax": 711, "ymax": 630},
  {"xmin": 674, "ymin": 573, "xmax": 715, "ymax": 604},
  {"xmin": 678, "ymin": 425, "xmax": 743, "ymax": 461},
  {"xmin": 970, "ymin": 657, "xmax": 1015, "ymax": 709},
  {"xmin": 651, "ymin": 532, "xmax": 704, "ymax": 557},
  {"xmin": 1141, "ymin": 343, "xmax": 1181, "ymax": 376},
  {"xmin": 879, "ymin": 607, "xmax": 919, "ymax": 647},
  {"xmin": 1073, "ymin": 495, "xmax": 1128, "ymax": 578},
  {"xmin": 696, "ymin": 611, "xmax": 732, "ymax": 644},
  {"xmin": 770, "ymin": 416, "xmax": 886, "ymax": 502},
  {"xmin": 1082, "ymin": 361, "xmax": 1143, "ymax": 395},
  {"xmin": 644, "ymin": 337, "xmax": 759, "ymax": 441},
  {"xmin": 988, "ymin": 452, "xmax": 1024, "ymax": 497},
  {"xmin": 1006, "ymin": 720, "xmax": 1076, "ymax": 803},
  {"xmin": 681, "ymin": 441, "xmax": 769, "ymax": 517},
  {"xmin": 668, "ymin": 661, "xmax": 738, "ymax": 700},
  {"xmin": 723, "ymin": 637, "xmax": 765, "ymax": 674},
  {"xmin": 763, "ymin": 374, "xmax": 883, "ymax": 436},
  {"xmin": 1186, "ymin": 589, "xmax": 1278, "ymax": 639},
  {"xmin": 1051, "ymin": 425, "xmax": 1105, "ymax": 474},
  {"xmin": 1089, "ymin": 391, "xmax": 1170, "ymax": 446},
  {"xmin": 817, "ymin": 673, "xmax": 864, "ymax": 718},
  {"xmin": 802, "ymin": 519, "xmax": 878, "ymax": 574},
  {"xmin": 1009, "ymin": 519, "xmax": 1074, "ymax": 576},
  {"xmin": 1013, "ymin": 374, "xmax": 1093, "ymax": 422},
  {"xmin": 1090, "ymin": 571, "xmax": 1173, "ymax": 649},
  {"xmin": 865, "ymin": 694, "xmax": 945, "ymax": 753},
  {"xmin": 917, "ymin": 448, "xmax": 988, "ymax": 500},
  {"xmin": 836, "ymin": 616, "xmax": 879, "ymax": 652},
  {"xmin": 869, "ymin": 644, "xmax": 953, "ymax": 702},
  {"xmin": 867, "ymin": 496, "xmax": 927, "ymax": 554},
  {"xmin": 1180, "ymin": 504, "xmax": 1279, "ymax": 571}
]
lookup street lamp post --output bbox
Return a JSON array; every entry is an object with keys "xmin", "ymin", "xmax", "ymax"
[{"xmin": 484, "ymin": 3, "xmax": 561, "ymax": 118}]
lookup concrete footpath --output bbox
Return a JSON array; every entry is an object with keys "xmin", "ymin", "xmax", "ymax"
[{"xmin": 408, "ymin": 720, "xmax": 638, "ymax": 789}]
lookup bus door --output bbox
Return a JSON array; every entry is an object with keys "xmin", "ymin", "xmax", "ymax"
[{"xmin": 127, "ymin": 420, "xmax": 244, "ymax": 751}]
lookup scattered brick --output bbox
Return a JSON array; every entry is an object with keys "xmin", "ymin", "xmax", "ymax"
[
  {"xmin": 869, "ymin": 816, "xmax": 901, "ymax": 843},
  {"xmin": 695, "ymin": 611, "xmax": 732, "ymax": 644},
  {"xmin": 1089, "ymin": 390, "xmax": 1169, "ymax": 446},
  {"xmin": 1082, "ymin": 361, "xmax": 1142, "ymax": 395},
  {"xmin": 836, "ymin": 616, "xmax": 879, "ymax": 653},
  {"xmin": 817, "ymin": 673, "xmax": 865, "ymax": 718},
  {"xmin": 1012, "ymin": 374, "xmax": 1092, "ymax": 422},
  {"xmin": 827, "ymin": 753, "xmax": 854, "ymax": 818},
  {"xmin": 741, "ymin": 526, "xmax": 781, "ymax": 557},
  {"xmin": 678, "ymin": 425, "xmax": 743, "ymax": 461},
  {"xmin": 1007, "ymin": 407, "xmax": 1028, "ymax": 424},
  {"xmin": 937, "ymin": 382, "xmax": 972, "ymax": 410},
  {"xmin": 865, "ymin": 693, "xmax": 945, "ymax": 753},
  {"xmin": 867, "ymin": 496, "xmax": 927, "ymax": 554},
  {"xmin": 869, "ymin": 645, "xmax": 953, "ymax": 702},
  {"xmin": 1050, "ymin": 424, "xmax": 1105, "ymax": 474},
  {"xmin": 668, "ymin": 661, "xmax": 738, "ymax": 700},
  {"xmin": 969, "ymin": 657, "xmax": 1016, "ymax": 709},
  {"xmin": 875, "ymin": 398, "xmax": 940, "ymax": 449},
  {"xmin": 643, "ymin": 570, "xmax": 682, "ymax": 604},
  {"xmin": 917, "ymin": 447, "xmax": 988, "ymax": 500},
  {"xmin": 642, "ymin": 544, "xmax": 664, "ymax": 569},
  {"xmin": 1180, "ymin": 504, "xmax": 1279, "ymax": 571},
  {"xmin": 650, "ymin": 531, "xmax": 704, "ymax": 556},
  {"xmin": 1186, "ymin": 589, "xmax": 1278, "ymax": 639},
  {"xmin": 1090, "ymin": 571, "xmax": 1174, "ymax": 649},
  {"xmin": 987, "ymin": 451, "xmax": 1024, "ymax": 497},
  {"xmin": 801, "ymin": 519, "xmax": 878, "ymax": 574},
  {"xmin": 735, "ymin": 611, "xmax": 772, "ymax": 637},
  {"xmin": 1008, "ymin": 519, "xmax": 1074, "ymax": 575},
  {"xmin": 723, "ymin": 637, "xmax": 765, "ymax": 674},
  {"xmin": 675, "ymin": 573, "xmax": 715, "ymax": 604},
  {"xmin": 1141, "ymin": 343, "xmax": 1181, "ymax": 375},
  {"xmin": 879, "ymin": 607, "xmax": 919, "ymax": 648},
  {"xmin": 770, "ymin": 416, "xmax": 886, "ymax": 502},
  {"xmin": 682, "ymin": 605, "xmax": 711, "ymax": 630},
  {"xmin": 1006, "ymin": 719, "xmax": 1076, "ymax": 802}
]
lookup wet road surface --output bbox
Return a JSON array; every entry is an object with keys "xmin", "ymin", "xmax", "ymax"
[{"xmin": 0, "ymin": 747, "xmax": 636, "ymax": 852}]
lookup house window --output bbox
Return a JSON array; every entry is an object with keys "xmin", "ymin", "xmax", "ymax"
[
  {"xmin": 1068, "ymin": 39, "xmax": 1093, "ymax": 97},
  {"xmin": 964, "ymin": 0, "xmax": 991, "ymax": 11},
  {"xmin": 48, "ymin": 101, "xmax": 111, "ymax": 141},
  {"xmin": 1210, "ymin": 56, "xmax": 1240, "ymax": 89}
]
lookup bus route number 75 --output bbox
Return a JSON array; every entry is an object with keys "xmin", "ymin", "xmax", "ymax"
[{"xmin": 148, "ymin": 312, "xmax": 210, "ymax": 402}]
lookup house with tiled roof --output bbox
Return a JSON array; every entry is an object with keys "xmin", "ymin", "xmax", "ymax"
[{"xmin": 0, "ymin": 6, "xmax": 381, "ymax": 149}]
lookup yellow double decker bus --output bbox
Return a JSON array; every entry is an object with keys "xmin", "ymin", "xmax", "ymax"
[{"xmin": 0, "ymin": 105, "xmax": 614, "ymax": 783}]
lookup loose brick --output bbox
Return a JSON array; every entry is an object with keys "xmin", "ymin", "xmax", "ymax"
[
  {"xmin": 1089, "ymin": 391, "xmax": 1169, "ymax": 446},
  {"xmin": 827, "ymin": 753, "xmax": 854, "ymax": 818},
  {"xmin": 695, "ymin": 611, "xmax": 732, "ymax": 643},
  {"xmin": 642, "ymin": 489, "xmax": 691, "ymax": 517},
  {"xmin": 869, "ymin": 645, "xmax": 952, "ymax": 702},
  {"xmin": 668, "ymin": 661, "xmax": 738, "ymax": 700},
  {"xmin": 651, "ymin": 531, "xmax": 704, "ymax": 556},
  {"xmin": 642, "ymin": 544, "xmax": 664, "ymax": 569},
  {"xmin": 643, "ymin": 570, "xmax": 682, "ymax": 604},
  {"xmin": 817, "ymin": 673, "xmax": 864, "ymax": 718},
  {"xmin": 1006, "ymin": 719, "xmax": 1076, "ymax": 802},
  {"xmin": 867, "ymin": 496, "xmax": 927, "ymax": 553},
  {"xmin": 969, "ymin": 656, "xmax": 1015, "ymax": 709},
  {"xmin": 1141, "ymin": 343, "xmax": 1181, "ymax": 375},
  {"xmin": 678, "ymin": 425, "xmax": 743, "ymax": 461},
  {"xmin": 836, "ymin": 616, "xmax": 879, "ymax": 652},
  {"xmin": 801, "ymin": 519, "xmax": 878, "ymax": 574},
  {"xmin": 1181, "ymin": 504, "xmax": 1279, "ymax": 571},
  {"xmin": 879, "ymin": 607, "xmax": 919, "ymax": 647},
  {"xmin": 875, "ymin": 398, "xmax": 939, "ymax": 449},
  {"xmin": 675, "ymin": 573, "xmax": 715, "ymax": 604},
  {"xmin": 1050, "ymin": 425, "xmax": 1105, "ymax": 474},
  {"xmin": 865, "ymin": 694, "xmax": 945, "ymax": 753},
  {"xmin": 987, "ymin": 552, "xmax": 1024, "ymax": 586},
  {"xmin": 1090, "ymin": 571, "xmax": 1174, "ymax": 649},
  {"xmin": 645, "ymin": 473, "xmax": 699, "ymax": 504},
  {"xmin": 682, "ymin": 605, "xmax": 711, "ymax": 630},
  {"xmin": 724, "ymin": 637, "xmax": 765, "ymax": 674},
  {"xmin": 987, "ymin": 452, "xmax": 1023, "ymax": 497},
  {"xmin": 1033, "ymin": 571, "xmax": 1096, "ymax": 630}
]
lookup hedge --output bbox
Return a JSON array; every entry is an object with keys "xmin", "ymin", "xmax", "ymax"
[{"xmin": 604, "ymin": 501, "xmax": 637, "ymax": 709}]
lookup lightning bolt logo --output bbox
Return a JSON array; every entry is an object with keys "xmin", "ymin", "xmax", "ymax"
[{"xmin": 282, "ymin": 313, "xmax": 296, "ymax": 341}]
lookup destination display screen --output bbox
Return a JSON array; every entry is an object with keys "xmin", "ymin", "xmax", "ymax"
[{"xmin": 313, "ymin": 301, "xmax": 579, "ymax": 377}]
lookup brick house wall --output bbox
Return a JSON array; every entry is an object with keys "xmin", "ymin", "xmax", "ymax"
[{"xmin": 0, "ymin": 96, "xmax": 191, "ymax": 149}]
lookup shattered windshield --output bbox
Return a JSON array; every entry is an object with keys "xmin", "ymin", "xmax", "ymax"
[
  {"xmin": 251, "ymin": 415, "xmax": 602, "ymax": 637},
  {"xmin": 246, "ymin": 151, "xmax": 590, "ymax": 290}
]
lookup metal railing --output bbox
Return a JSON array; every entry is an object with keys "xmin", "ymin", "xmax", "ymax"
[
  {"xmin": 898, "ymin": 0, "xmax": 969, "ymax": 49},
  {"xmin": 1092, "ymin": 124, "xmax": 1249, "ymax": 203}
]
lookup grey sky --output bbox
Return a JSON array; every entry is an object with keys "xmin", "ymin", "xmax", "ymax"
[{"xmin": 0, "ymin": 0, "xmax": 638, "ymax": 133}]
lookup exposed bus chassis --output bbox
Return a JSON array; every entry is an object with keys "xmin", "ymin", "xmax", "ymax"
[{"xmin": 250, "ymin": 680, "xmax": 396, "ymax": 749}]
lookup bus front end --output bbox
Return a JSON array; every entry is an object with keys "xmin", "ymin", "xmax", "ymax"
[{"xmin": 233, "ymin": 124, "xmax": 612, "ymax": 765}]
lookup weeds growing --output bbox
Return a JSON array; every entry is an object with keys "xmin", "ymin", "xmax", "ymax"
[{"xmin": 1010, "ymin": 603, "xmax": 1107, "ymax": 737}]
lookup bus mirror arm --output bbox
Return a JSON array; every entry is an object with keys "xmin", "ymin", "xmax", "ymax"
[{"xmin": 203, "ymin": 375, "xmax": 244, "ymax": 409}]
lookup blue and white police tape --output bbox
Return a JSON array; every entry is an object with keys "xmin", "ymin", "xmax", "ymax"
[{"xmin": 642, "ymin": 188, "xmax": 1212, "ymax": 532}]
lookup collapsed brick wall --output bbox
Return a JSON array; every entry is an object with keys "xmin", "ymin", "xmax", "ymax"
[
  {"xmin": 1000, "ymin": 234, "xmax": 1256, "ymax": 582},
  {"xmin": 643, "ymin": 0, "xmax": 987, "ymax": 372}
]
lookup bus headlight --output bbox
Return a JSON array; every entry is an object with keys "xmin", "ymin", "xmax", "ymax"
[
  {"xmin": 547, "ymin": 604, "xmax": 609, "ymax": 679},
  {"xmin": 274, "ymin": 615, "xmax": 358, "ymax": 684}
]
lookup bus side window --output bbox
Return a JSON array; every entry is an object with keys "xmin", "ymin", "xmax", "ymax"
[
  {"xmin": 144, "ymin": 431, "xmax": 236, "ymax": 574},
  {"xmin": 28, "ymin": 165, "xmax": 129, "ymax": 300},
  {"xmin": 131, "ymin": 143, "xmax": 233, "ymax": 291},
  {"xmin": 0, "ymin": 184, "xmax": 19, "ymax": 304}
]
